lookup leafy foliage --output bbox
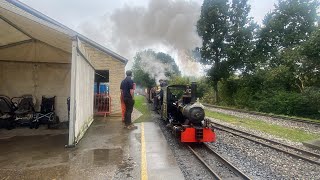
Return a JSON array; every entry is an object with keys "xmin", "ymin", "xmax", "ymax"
[
  {"xmin": 132, "ymin": 50, "xmax": 180, "ymax": 88},
  {"xmin": 227, "ymin": 0, "xmax": 257, "ymax": 73},
  {"xmin": 132, "ymin": 52, "xmax": 156, "ymax": 88},
  {"xmin": 197, "ymin": 0, "xmax": 230, "ymax": 102},
  {"xmin": 300, "ymin": 28, "xmax": 320, "ymax": 86},
  {"xmin": 168, "ymin": 75, "xmax": 190, "ymax": 85},
  {"xmin": 196, "ymin": 0, "xmax": 320, "ymax": 119},
  {"xmin": 197, "ymin": 0, "xmax": 256, "ymax": 102},
  {"xmin": 256, "ymin": 0, "xmax": 319, "ymax": 66},
  {"xmin": 156, "ymin": 52, "xmax": 180, "ymax": 77}
]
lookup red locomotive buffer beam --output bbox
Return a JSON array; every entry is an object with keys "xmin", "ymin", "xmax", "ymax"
[{"xmin": 181, "ymin": 128, "xmax": 216, "ymax": 143}]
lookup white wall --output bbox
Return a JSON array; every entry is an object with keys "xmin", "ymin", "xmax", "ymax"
[
  {"xmin": 74, "ymin": 54, "xmax": 95, "ymax": 143},
  {"xmin": 0, "ymin": 61, "xmax": 71, "ymax": 121}
]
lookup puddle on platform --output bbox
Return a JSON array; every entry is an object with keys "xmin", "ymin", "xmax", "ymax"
[
  {"xmin": 116, "ymin": 156, "xmax": 136, "ymax": 178},
  {"xmin": 92, "ymin": 148, "xmax": 123, "ymax": 166}
]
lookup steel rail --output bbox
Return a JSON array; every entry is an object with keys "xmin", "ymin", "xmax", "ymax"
[
  {"xmin": 188, "ymin": 145, "xmax": 251, "ymax": 180},
  {"xmin": 188, "ymin": 145, "xmax": 222, "ymax": 180},
  {"xmin": 203, "ymin": 144, "xmax": 252, "ymax": 180},
  {"xmin": 211, "ymin": 122, "xmax": 320, "ymax": 165}
]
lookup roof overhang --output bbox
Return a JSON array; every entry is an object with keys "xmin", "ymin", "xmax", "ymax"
[{"xmin": 0, "ymin": 0, "xmax": 128, "ymax": 65}]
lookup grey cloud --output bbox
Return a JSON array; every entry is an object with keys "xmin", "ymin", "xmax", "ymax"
[{"xmin": 80, "ymin": 0, "xmax": 202, "ymax": 76}]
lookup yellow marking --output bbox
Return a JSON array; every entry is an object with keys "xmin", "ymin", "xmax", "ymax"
[{"xmin": 141, "ymin": 123, "xmax": 148, "ymax": 180}]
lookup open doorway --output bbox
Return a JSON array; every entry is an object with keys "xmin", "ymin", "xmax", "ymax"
[
  {"xmin": 94, "ymin": 70, "xmax": 111, "ymax": 116},
  {"xmin": 94, "ymin": 70, "xmax": 109, "ymax": 94}
]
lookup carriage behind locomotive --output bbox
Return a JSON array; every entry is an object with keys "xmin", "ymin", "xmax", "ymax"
[{"xmin": 151, "ymin": 82, "xmax": 216, "ymax": 143}]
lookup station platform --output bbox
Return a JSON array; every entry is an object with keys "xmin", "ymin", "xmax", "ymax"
[{"xmin": 0, "ymin": 116, "xmax": 185, "ymax": 179}]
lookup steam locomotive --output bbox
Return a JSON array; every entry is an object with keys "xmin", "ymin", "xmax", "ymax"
[{"xmin": 159, "ymin": 82, "xmax": 216, "ymax": 143}]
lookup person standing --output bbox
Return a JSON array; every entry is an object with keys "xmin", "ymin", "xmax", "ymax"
[{"xmin": 120, "ymin": 70, "xmax": 137, "ymax": 130}]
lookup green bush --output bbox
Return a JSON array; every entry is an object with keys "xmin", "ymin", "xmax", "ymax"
[
  {"xmin": 255, "ymin": 91, "xmax": 320, "ymax": 119},
  {"xmin": 201, "ymin": 86, "xmax": 215, "ymax": 104},
  {"xmin": 208, "ymin": 76, "xmax": 320, "ymax": 119},
  {"xmin": 219, "ymin": 79, "xmax": 237, "ymax": 106}
]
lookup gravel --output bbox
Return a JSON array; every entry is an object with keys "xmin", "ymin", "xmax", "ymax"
[
  {"xmin": 208, "ymin": 130, "xmax": 320, "ymax": 179},
  {"xmin": 206, "ymin": 107, "xmax": 320, "ymax": 154},
  {"xmin": 152, "ymin": 111, "xmax": 216, "ymax": 180},
  {"xmin": 206, "ymin": 106, "xmax": 320, "ymax": 134},
  {"xmin": 150, "ymin": 103, "xmax": 320, "ymax": 179},
  {"xmin": 191, "ymin": 145, "xmax": 240, "ymax": 179}
]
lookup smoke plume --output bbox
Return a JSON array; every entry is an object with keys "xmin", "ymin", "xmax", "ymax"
[
  {"xmin": 140, "ymin": 53, "xmax": 168, "ymax": 83},
  {"xmin": 79, "ymin": 0, "xmax": 202, "ymax": 76}
]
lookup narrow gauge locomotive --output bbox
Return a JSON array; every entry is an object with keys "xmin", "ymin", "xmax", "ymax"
[{"xmin": 160, "ymin": 82, "xmax": 216, "ymax": 143}]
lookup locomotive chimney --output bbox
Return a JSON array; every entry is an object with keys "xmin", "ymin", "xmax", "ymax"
[{"xmin": 191, "ymin": 82, "xmax": 197, "ymax": 103}]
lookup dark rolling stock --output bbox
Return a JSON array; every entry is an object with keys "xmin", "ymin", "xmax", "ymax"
[{"xmin": 158, "ymin": 82, "xmax": 216, "ymax": 143}]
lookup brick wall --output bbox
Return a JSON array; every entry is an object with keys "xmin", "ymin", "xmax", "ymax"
[
  {"xmin": 108, "ymin": 59, "xmax": 125, "ymax": 115},
  {"xmin": 84, "ymin": 44, "xmax": 126, "ymax": 115}
]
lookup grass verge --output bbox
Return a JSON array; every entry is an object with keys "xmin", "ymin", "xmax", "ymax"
[
  {"xmin": 203, "ymin": 103, "xmax": 320, "ymax": 123},
  {"xmin": 134, "ymin": 95, "xmax": 152, "ymax": 123},
  {"xmin": 205, "ymin": 110, "xmax": 320, "ymax": 142}
]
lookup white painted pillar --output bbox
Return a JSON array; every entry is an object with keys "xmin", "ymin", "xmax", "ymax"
[{"xmin": 67, "ymin": 37, "xmax": 78, "ymax": 147}]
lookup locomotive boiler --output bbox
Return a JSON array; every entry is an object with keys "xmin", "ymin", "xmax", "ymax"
[{"xmin": 160, "ymin": 82, "xmax": 216, "ymax": 143}]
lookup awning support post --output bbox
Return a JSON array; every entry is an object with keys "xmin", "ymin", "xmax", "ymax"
[{"xmin": 66, "ymin": 36, "xmax": 78, "ymax": 148}]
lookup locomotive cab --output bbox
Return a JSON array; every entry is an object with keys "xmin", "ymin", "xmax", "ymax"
[{"xmin": 161, "ymin": 83, "xmax": 216, "ymax": 143}]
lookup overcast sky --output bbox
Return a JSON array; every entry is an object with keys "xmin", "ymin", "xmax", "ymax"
[
  {"xmin": 19, "ymin": 0, "xmax": 278, "ymax": 75},
  {"xmin": 20, "ymin": 0, "xmax": 277, "ymax": 29}
]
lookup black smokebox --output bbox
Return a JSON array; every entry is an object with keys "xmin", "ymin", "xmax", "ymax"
[{"xmin": 191, "ymin": 82, "xmax": 197, "ymax": 103}]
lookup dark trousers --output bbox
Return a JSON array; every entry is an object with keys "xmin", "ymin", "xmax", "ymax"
[{"xmin": 124, "ymin": 97, "xmax": 134, "ymax": 126}]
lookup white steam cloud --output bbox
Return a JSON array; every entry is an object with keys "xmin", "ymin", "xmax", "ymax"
[
  {"xmin": 140, "ymin": 53, "xmax": 168, "ymax": 83},
  {"xmin": 79, "ymin": 0, "xmax": 202, "ymax": 76}
]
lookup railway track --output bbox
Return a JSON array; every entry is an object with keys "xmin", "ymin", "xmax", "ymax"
[
  {"xmin": 211, "ymin": 122, "xmax": 320, "ymax": 165},
  {"xmin": 204, "ymin": 103, "xmax": 320, "ymax": 126},
  {"xmin": 188, "ymin": 144, "xmax": 251, "ymax": 180}
]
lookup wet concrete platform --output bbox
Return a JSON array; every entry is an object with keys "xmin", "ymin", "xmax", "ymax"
[
  {"xmin": 143, "ymin": 122, "xmax": 184, "ymax": 180},
  {"xmin": 0, "ymin": 117, "xmax": 184, "ymax": 179},
  {"xmin": 303, "ymin": 139, "xmax": 320, "ymax": 150}
]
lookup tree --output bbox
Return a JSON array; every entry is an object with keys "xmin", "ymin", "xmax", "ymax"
[
  {"xmin": 227, "ymin": 0, "xmax": 257, "ymax": 73},
  {"xmin": 155, "ymin": 52, "xmax": 180, "ymax": 77},
  {"xmin": 168, "ymin": 75, "xmax": 190, "ymax": 85},
  {"xmin": 132, "ymin": 50, "xmax": 180, "ymax": 88},
  {"xmin": 197, "ymin": 0, "xmax": 229, "ymax": 103},
  {"xmin": 132, "ymin": 52, "xmax": 156, "ymax": 88},
  {"xmin": 256, "ymin": 0, "xmax": 319, "ymax": 66},
  {"xmin": 279, "ymin": 28, "xmax": 320, "ymax": 92},
  {"xmin": 300, "ymin": 28, "xmax": 320, "ymax": 84},
  {"xmin": 197, "ymin": 0, "xmax": 256, "ymax": 103},
  {"xmin": 198, "ymin": 0, "xmax": 320, "ymax": 118}
]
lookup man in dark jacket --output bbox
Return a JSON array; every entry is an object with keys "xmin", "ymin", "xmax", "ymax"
[{"xmin": 120, "ymin": 70, "xmax": 137, "ymax": 130}]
